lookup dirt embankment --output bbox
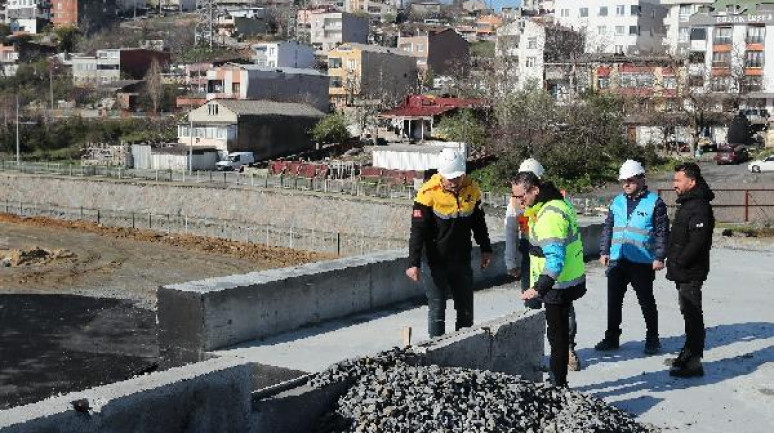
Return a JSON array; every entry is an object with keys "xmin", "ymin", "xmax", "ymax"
[{"xmin": 0, "ymin": 213, "xmax": 335, "ymax": 268}]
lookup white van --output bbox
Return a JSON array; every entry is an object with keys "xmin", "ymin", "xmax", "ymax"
[{"xmin": 216, "ymin": 152, "xmax": 255, "ymax": 171}]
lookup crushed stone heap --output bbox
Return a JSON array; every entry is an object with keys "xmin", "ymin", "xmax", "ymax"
[{"xmin": 310, "ymin": 348, "xmax": 659, "ymax": 433}]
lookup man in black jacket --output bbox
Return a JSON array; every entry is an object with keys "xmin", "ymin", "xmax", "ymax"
[{"xmin": 666, "ymin": 162, "xmax": 715, "ymax": 378}]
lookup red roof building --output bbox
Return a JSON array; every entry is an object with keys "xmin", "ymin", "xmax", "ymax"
[{"xmin": 380, "ymin": 95, "xmax": 488, "ymax": 141}]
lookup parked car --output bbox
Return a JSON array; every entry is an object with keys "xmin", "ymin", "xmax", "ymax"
[
  {"xmin": 748, "ymin": 155, "xmax": 774, "ymax": 173},
  {"xmin": 698, "ymin": 137, "xmax": 717, "ymax": 152},
  {"xmin": 715, "ymin": 146, "xmax": 750, "ymax": 165},
  {"xmin": 216, "ymin": 152, "xmax": 255, "ymax": 171}
]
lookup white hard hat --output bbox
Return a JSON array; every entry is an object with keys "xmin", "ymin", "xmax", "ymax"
[
  {"xmin": 437, "ymin": 148, "xmax": 466, "ymax": 179},
  {"xmin": 519, "ymin": 158, "xmax": 545, "ymax": 178},
  {"xmin": 618, "ymin": 159, "xmax": 645, "ymax": 180}
]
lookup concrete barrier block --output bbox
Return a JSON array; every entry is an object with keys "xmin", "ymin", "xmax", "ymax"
[
  {"xmin": 250, "ymin": 379, "xmax": 350, "ymax": 433},
  {"xmin": 0, "ymin": 357, "xmax": 253, "ymax": 433}
]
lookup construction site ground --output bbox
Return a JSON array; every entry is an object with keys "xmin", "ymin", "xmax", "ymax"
[{"xmin": 0, "ymin": 214, "xmax": 330, "ymax": 409}]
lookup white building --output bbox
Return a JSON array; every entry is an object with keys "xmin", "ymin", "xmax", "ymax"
[
  {"xmin": 5, "ymin": 0, "xmax": 45, "ymax": 34},
  {"xmin": 310, "ymin": 11, "xmax": 369, "ymax": 53},
  {"xmin": 252, "ymin": 41, "xmax": 316, "ymax": 69},
  {"xmin": 661, "ymin": 0, "xmax": 714, "ymax": 56},
  {"xmin": 553, "ymin": 0, "xmax": 667, "ymax": 55}
]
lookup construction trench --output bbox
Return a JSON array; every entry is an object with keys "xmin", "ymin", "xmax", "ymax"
[{"xmin": 0, "ymin": 218, "xmax": 665, "ymax": 433}]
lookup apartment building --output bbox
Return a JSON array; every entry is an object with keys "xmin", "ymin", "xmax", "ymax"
[
  {"xmin": 397, "ymin": 28, "xmax": 469, "ymax": 74},
  {"xmin": 205, "ymin": 64, "xmax": 330, "ymax": 112},
  {"xmin": 327, "ymin": 43, "xmax": 418, "ymax": 106},
  {"xmin": 310, "ymin": 11, "xmax": 369, "ymax": 52},
  {"xmin": 687, "ymin": 2, "xmax": 774, "ymax": 112},
  {"xmin": 661, "ymin": 0, "xmax": 714, "ymax": 56},
  {"xmin": 252, "ymin": 41, "xmax": 315, "ymax": 69},
  {"xmin": 0, "ymin": 44, "xmax": 19, "ymax": 77},
  {"xmin": 344, "ymin": 0, "xmax": 397, "ymax": 23},
  {"xmin": 553, "ymin": 0, "xmax": 667, "ymax": 55},
  {"xmin": 5, "ymin": 0, "xmax": 47, "ymax": 34},
  {"xmin": 50, "ymin": 0, "xmax": 132, "ymax": 29},
  {"xmin": 72, "ymin": 48, "xmax": 170, "ymax": 86}
]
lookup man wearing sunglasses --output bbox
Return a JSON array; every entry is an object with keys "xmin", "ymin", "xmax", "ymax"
[{"xmin": 596, "ymin": 160, "xmax": 669, "ymax": 355}]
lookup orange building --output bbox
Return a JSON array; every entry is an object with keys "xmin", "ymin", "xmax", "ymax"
[{"xmin": 50, "ymin": 0, "xmax": 78, "ymax": 27}]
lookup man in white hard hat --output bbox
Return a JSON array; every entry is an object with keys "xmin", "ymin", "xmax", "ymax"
[
  {"xmin": 406, "ymin": 148, "xmax": 493, "ymax": 338},
  {"xmin": 595, "ymin": 159, "xmax": 669, "ymax": 355},
  {"xmin": 506, "ymin": 158, "xmax": 582, "ymax": 371}
]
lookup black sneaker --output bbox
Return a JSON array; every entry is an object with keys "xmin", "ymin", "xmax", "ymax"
[
  {"xmin": 594, "ymin": 338, "xmax": 620, "ymax": 351},
  {"xmin": 669, "ymin": 356, "xmax": 704, "ymax": 378},
  {"xmin": 664, "ymin": 348, "xmax": 688, "ymax": 367},
  {"xmin": 644, "ymin": 338, "xmax": 661, "ymax": 355}
]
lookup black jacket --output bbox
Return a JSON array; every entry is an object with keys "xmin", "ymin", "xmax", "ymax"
[
  {"xmin": 666, "ymin": 179, "xmax": 715, "ymax": 282},
  {"xmin": 599, "ymin": 188, "xmax": 670, "ymax": 261},
  {"xmin": 408, "ymin": 174, "xmax": 492, "ymax": 268}
]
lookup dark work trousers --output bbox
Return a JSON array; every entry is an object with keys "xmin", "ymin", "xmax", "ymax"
[
  {"xmin": 545, "ymin": 302, "xmax": 572, "ymax": 386},
  {"xmin": 677, "ymin": 281, "xmax": 705, "ymax": 358},
  {"xmin": 520, "ymin": 239, "xmax": 578, "ymax": 349},
  {"xmin": 423, "ymin": 263, "xmax": 474, "ymax": 338},
  {"xmin": 606, "ymin": 260, "xmax": 659, "ymax": 341}
]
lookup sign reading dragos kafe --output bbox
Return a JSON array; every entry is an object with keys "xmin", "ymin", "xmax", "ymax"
[{"xmin": 690, "ymin": 12, "xmax": 774, "ymax": 26}]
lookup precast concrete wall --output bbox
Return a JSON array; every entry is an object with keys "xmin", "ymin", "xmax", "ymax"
[
  {"xmin": 0, "ymin": 357, "xmax": 253, "ymax": 433},
  {"xmin": 250, "ymin": 309, "xmax": 545, "ymax": 433},
  {"xmin": 158, "ymin": 239, "xmax": 509, "ymax": 367},
  {"xmin": 158, "ymin": 222, "xmax": 601, "ymax": 367}
]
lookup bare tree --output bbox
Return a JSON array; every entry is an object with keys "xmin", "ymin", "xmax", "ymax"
[{"xmin": 144, "ymin": 58, "xmax": 163, "ymax": 114}]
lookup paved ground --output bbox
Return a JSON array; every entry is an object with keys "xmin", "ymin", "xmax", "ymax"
[{"xmin": 218, "ymin": 240, "xmax": 774, "ymax": 433}]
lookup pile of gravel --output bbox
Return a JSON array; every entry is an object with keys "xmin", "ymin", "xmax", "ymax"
[{"xmin": 310, "ymin": 349, "xmax": 659, "ymax": 433}]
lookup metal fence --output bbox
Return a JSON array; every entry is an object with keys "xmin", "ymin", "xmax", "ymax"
[
  {"xmin": 0, "ymin": 161, "xmax": 606, "ymax": 214},
  {"xmin": 658, "ymin": 188, "xmax": 774, "ymax": 223},
  {"xmin": 1, "ymin": 200, "xmax": 407, "ymax": 257}
]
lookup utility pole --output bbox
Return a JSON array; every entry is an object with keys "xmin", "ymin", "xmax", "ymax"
[
  {"xmin": 49, "ymin": 66, "xmax": 54, "ymax": 120},
  {"xmin": 15, "ymin": 94, "xmax": 20, "ymax": 165}
]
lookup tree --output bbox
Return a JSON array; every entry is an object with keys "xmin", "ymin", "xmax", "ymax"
[
  {"xmin": 422, "ymin": 67, "xmax": 435, "ymax": 91},
  {"xmin": 54, "ymin": 25, "xmax": 80, "ymax": 53},
  {"xmin": 434, "ymin": 109, "xmax": 487, "ymax": 153},
  {"xmin": 727, "ymin": 112, "xmax": 752, "ymax": 145},
  {"xmin": 311, "ymin": 113, "xmax": 350, "ymax": 144},
  {"xmin": 143, "ymin": 59, "xmax": 163, "ymax": 114}
]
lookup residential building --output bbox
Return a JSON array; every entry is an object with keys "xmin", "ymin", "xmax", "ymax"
[
  {"xmin": 216, "ymin": 9, "xmax": 270, "ymax": 38},
  {"xmin": 310, "ymin": 11, "xmax": 369, "ymax": 52},
  {"xmin": 179, "ymin": 99, "xmax": 325, "ymax": 160},
  {"xmin": 409, "ymin": 2, "xmax": 442, "ymax": 17},
  {"xmin": 71, "ymin": 48, "xmax": 171, "ymax": 86},
  {"xmin": 5, "ymin": 0, "xmax": 47, "ymax": 34},
  {"xmin": 145, "ymin": 0, "xmax": 195, "ymax": 10},
  {"xmin": 522, "ymin": 0, "xmax": 554, "ymax": 13},
  {"xmin": 50, "ymin": 0, "xmax": 131, "ymax": 30},
  {"xmin": 345, "ymin": 0, "xmax": 396, "ymax": 23},
  {"xmin": 398, "ymin": 28, "xmax": 469, "ymax": 74},
  {"xmin": 205, "ymin": 64, "xmax": 330, "ymax": 112},
  {"xmin": 252, "ymin": 41, "xmax": 315, "ymax": 69},
  {"xmin": 475, "ymin": 14, "xmax": 503, "ymax": 40},
  {"xmin": 687, "ymin": 2, "xmax": 774, "ymax": 113},
  {"xmin": 462, "ymin": 0, "xmax": 486, "ymax": 15},
  {"xmin": 0, "ymin": 44, "xmax": 19, "ymax": 77},
  {"xmin": 553, "ymin": 0, "xmax": 667, "ymax": 55},
  {"xmin": 327, "ymin": 43, "xmax": 418, "ymax": 106},
  {"xmin": 661, "ymin": 0, "xmax": 714, "ymax": 56},
  {"xmin": 380, "ymin": 94, "xmax": 486, "ymax": 141}
]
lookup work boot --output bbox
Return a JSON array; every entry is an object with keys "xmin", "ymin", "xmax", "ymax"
[
  {"xmin": 644, "ymin": 337, "xmax": 661, "ymax": 355},
  {"xmin": 594, "ymin": 337, "xmax": 620, "ymax": 351},
  {"xmin": 568, "ymin": 349, "xmax": 582, "ymax": 371},
  {"xmin": 664, "ymin": 348, "xmax": 688, "ymax": 367},
  {"xmin": 669, "ymin": 356, "xmax": 704, "ymax": 378}
]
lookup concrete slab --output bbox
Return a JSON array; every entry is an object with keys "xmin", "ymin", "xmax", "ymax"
[{"xmin": 216, "ymin": 246, "xmax": 774, "ymax": 433}]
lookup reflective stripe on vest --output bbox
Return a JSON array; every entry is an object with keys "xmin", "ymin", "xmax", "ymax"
[
  {"xmin": 528, "ymin": 199, "xmax": 586, "ymax": 290},
  {"xmin": 609, "ymin": 191, "xmax": 657, "ymax": 263}
]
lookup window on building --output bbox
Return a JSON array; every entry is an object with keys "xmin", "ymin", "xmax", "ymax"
[
  {"xmin": 746, "ymin": 50, "xmax": 764, "ymax": 68},
  {"xmin": 599, "ymin": 6, "xmax": 608, "ymax": 17},
  {"xmin": 330, "ymin": 76, "xmax": 343, "ymax": 87},
  {"xmin": 525, "ymin": 57, "xmax": 536, "ymax": 67},
  {"xmin": 711, "ymin": 76, "xmax": 732, "ymax": 92},
  {"xmin": 598, "ymin": 76, "xmax": 610, "ymax": 89},
  {"xmin": 741, "ymin": 76, "xmax": 763, "ymax": 92},
  {"xmin": 629, "ymin": 26, "xmax": 639, "ymax": 36},
  {"xmin": 689, "ymin": 51, "xmax": 705, "ymax": 63},
  {"xmin": 579, "ymin": 7, "xmax": 588, "ymax": 18},
  {"xmin": 216, "ymin": 127, "xmax": 227, "ymax": 139},
  {"xmin": 528, "ymin": 37, "xmax": 537, "ymax": 49},
  {"xmin": 560, "ymin": 9, "xmax": 569, "ymax": 18},
  {"xmin": 616, "ymin": 5, "xmax": 625, "ymax": 16},
  {"xmin": 346, "ymin": 59, "xmax": 356, "ymax": 70},
  {"xmin": 714, "ymin": 27, "xmax": 732, "ymax": 45},
  {"xmin": 712, "ymin": 51, "xmax": 730, "ymax": 67},
  {"xmin": 630, "ymin": 5, "xmax": 640, "ymax": 16},
  {"xmin": 328, "ymin": 57, "xmax": 342, "ymax": 68},
  {"xmin": 690, "ymin": 27, "xmax": 707, "ymax": 41},
  {"xmin": 689, "ymin": 75, "xmax": 704, "ymax": 87},
  {"xmin": 615, "ymin": 26, "xmax": 625, "ymax": 36},
  {"xmin": 747, "ymin": 25, "xmax": 765, "ymax": 44},
  {"xmin": 679, "ymin": 27, "xmax": 690, "ymax": 42},
  {"xmin": 598, "ymin": 26, "xmax": 607, "ymax": 34},
  {"xmin": 679, "ymin": 4, "xmax": 692, "ymax": 17},
  {"xmin": 615, "ymin": 45, "xmax": 625, "ymax": 54},
  {"xmin": 663, "ymin": 76, "xmax": 677, "ymax": 89},
  {"xmin": 416, "ymin": 43, "xmax": 425, "ymax": 52}
]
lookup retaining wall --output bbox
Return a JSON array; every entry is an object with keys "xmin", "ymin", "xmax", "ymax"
[{"xmin": 0, "ymin": 357, "xmax": 253, "ymax": 433}]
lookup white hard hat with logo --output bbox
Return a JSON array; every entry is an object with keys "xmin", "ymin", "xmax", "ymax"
[
  {"xmin": 618, "ymin": 159, "xmax": 645, "ymax": 180},
  {"xmin": 519, "ymin": 158, "xmax": 545, "ymax": 178},
  {"xmin": 437, "ymin": 148, "xmax": 466, "ymax": 179}
]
